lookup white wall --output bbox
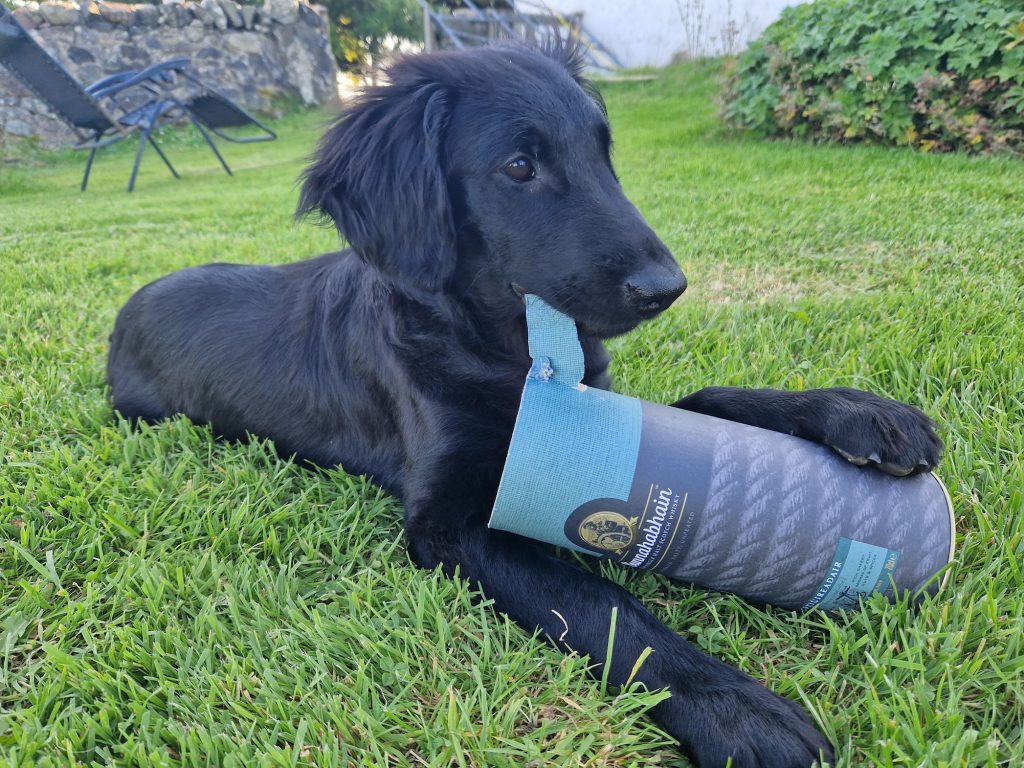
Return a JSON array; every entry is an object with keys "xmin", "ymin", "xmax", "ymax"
[{"xmin": 537, "ymin": 0, "xmax": 808, "ymax": 68}]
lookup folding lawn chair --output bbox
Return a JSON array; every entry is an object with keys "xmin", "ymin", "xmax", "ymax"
[
  {"xmin": 169, "ymin": 66, "xmax": 278, "ymax": 174},
  {"xmin": 0, "ymin": 5, "xmax": 275, "ymax": 192}
]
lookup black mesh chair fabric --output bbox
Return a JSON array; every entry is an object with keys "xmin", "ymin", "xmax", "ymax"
[
  {"xmin": 0, "ymin": 8, "xmax": 114, "ymax": 137},
  {"xmin": 176, "ymin": 74, "xmax": 276, "ymax": 144},
  {"xmin": 187, "ymin": 93, "xmax": 252, "ymax": 129}
]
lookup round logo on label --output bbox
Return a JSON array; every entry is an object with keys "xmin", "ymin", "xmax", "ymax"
[{"xmin": 578, "ymin": 511, "xmax": 635, "ymax": 552}]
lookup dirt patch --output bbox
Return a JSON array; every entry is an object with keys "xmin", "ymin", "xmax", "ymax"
[
  {"xmin": 689, "ymin": 263, "xmax": 833, "ymax": 305},
  {"xmin": 691, "ymin": 242, "xmax": 900, "ymax": 305}
]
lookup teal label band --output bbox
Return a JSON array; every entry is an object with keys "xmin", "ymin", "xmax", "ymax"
[
  {"xmin": 803, "ymin": 538, "xmax": 901, "ymax": 611},
  {"xmin": 488, "ymin": 298, "xmax": 646, "ymax": 553}
]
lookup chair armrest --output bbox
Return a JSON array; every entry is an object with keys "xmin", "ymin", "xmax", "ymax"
[
  {"xmin": 87, "ymin": 58, "xmax": 192, "ymax": 99},
  {"xmin": 86, "ymin": 70, "xmax": 138, "ymax": 95}
]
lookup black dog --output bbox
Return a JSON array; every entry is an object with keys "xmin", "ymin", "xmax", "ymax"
[{"xmin": 108, "ymin": 43, "xmax": 941, "ymax": 767}]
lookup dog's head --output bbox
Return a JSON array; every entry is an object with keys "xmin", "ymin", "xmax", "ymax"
[{"xmin": 298, "ymin": 43, "xmax": 685, "ymax": 338}]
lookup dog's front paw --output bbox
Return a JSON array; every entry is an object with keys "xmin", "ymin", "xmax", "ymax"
[
  {"xmin": 656, "ymin": 675, "xmax": 833, "ymax": 768},
  {"xmin": 821, "ymin": 388, "xmax": 942, "ymax": 476}
]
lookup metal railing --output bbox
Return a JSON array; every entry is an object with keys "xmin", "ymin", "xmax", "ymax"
[{"xmin": 417, "ymin": 1, "xmax": 621, "ymax": 75}]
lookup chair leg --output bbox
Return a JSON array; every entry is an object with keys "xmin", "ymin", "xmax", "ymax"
[
  {"xmin": 127, "ymin": 125, "xmax": 153, "ymax": 193},
  {"xmin": 189, "ymin": 117, "xmax": 232, "ymax": 176},
  {"xmin": 81, "ymin": 147, "xmax": 98, "ymax": 192},
  {"xmin": 148, "ymin": 137, "xmax": 180, "ymax": 180}
]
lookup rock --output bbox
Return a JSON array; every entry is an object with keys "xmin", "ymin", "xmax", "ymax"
[
  {"xmin": 240, "ymin": 5, "xmax": 255, "ymax": 29},
  {"xmin": 225, "ymin": 31, "xmax": 262, "ymax": 54},
  {"xmin": 262, "ymin": 0, "xmax": 297, "ymax": 25},
  {"xmin": 72, "ymin": 23, "xmax": 97, "ymax": 43},
  {"xmin": 4, "ymin": 119, "xmax": 36, "ymax": 136},
  {"xmin": 200, "ymin": 0, "xmax": 227, "ymax": 30},
  {"xmin": 12, "ymin": 9, "xmax": 45, "ymax": 28},
  {"xmin": 66, "ymin": 45, "xmax": 95, "ymax": 63},
  {"xmin": 183, "ymin": 22, "xmax": 206, "ymax": 41},
  {"xmin": 298, "ymin": 2, "xmax": 323, "ymax": 28},
  {"xmin": 288, "ymin": 44, "xmax": 316, "ymax": 103},
  {"xmin": 97, "ymin": 2, "xmax": 134, "ymax": 25},
  {"xmin": 160, "ymin": 3, "xmax": 191, "ymax": 27},
  {"xmin": 75, "ymin": 62, "xmax": 103, "ymax": 83},
  {"xmin": 38, "ymin": 3, "xmax": 81, "ymax": 26},
  {"xmin": 79, "ymin": 2, "xmax": 104, "ymax": 25},
  {"xmin": 217, "ymin": 0, "xmax": 243, "ymax": 28},
  {"xmin": 174, "ymin": 4, "xmax": 193, "ymax": 26},
  {"xmin": 270, "ymin": 20, "xmax": 292, "ymax": 47},
  {"xmin": 132, "ymin": 4, "xmax": 159, "ymax": 26},
  {"xmin": 119, "ymin": 43, "xmax": 149, "ymax": 62}
]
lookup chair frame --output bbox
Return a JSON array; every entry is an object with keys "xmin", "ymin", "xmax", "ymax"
[
  {"xmin": 79, "ymin": 58, "xmax": 192, "ymax": 192},
  {"xmin": 1, "ymin": 7, "xmax": 276, "ymax": 192}
]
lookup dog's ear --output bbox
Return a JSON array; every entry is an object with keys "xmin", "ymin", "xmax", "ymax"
[{"xmin": 298, "ymin": 78, "xmax": 454, "ymax": 292}]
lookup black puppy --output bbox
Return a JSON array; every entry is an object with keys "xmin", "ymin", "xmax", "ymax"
[{"xmin": 108, "ymin": 43, "xmax": 941, "ymax": 767}]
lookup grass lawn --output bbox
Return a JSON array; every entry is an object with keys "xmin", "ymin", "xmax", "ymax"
[{"xmin": 2, "ymin": 60, "xmax": 1022, "ymax": 767}]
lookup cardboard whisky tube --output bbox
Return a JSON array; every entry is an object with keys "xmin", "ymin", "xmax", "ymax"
[{"xmin": 489, "ymin": 296, "xmax": 955, "ymax": 611}]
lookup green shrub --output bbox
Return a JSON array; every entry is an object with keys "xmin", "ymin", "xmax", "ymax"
[
  {"xmin": 325, "ymin": 0, "xmax": 423, "ymax": 71},
  {"xmin": 722, "ymin": 0, "xmax": 1024, "ymax": 154}
]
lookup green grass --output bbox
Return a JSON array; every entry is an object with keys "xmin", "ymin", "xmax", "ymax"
[{"xmin": 2, "ymin": 60, "xmax": 1022, "ymax": 767}]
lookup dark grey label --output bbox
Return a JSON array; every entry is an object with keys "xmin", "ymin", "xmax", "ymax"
[{"xmin": 563, "ymin": 402, "xmax": 714, "ymax": 569}]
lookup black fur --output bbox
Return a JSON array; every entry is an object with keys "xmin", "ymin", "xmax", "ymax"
[{"xmin": 108, "ymin": 43, "xmax": 942, "ymax": 767}]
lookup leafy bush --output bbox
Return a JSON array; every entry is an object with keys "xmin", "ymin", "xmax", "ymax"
[
  {"xmin": 722, "ymin": 0, "xmax": 1024, "ymax": 154},
  {"xmin": 325, "ymin": 0, "xmax": 422, "ymax": 71}
]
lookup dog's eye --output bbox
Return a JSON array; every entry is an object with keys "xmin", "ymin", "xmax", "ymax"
[{"xmin": 503, "ymin": 157, "xmax": 536, "ymax": 182}]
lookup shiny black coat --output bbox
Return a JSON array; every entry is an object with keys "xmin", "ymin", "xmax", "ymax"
[{"xmin": 109, "ymin": 44, "xmax": 942, "ymax": 768}]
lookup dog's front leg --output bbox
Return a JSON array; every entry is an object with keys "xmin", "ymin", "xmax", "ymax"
[
  {"xmin": 406, "ymin": 512, "xmax": 833, "ymax": 768},
  {"xmin": 672, "ymin": 386, "xmax": 942, "ymax": 476}
]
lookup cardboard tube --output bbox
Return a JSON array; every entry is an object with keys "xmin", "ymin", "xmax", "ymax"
[{"xmin": 489, "ymin": 296, "xmax": 955, "ymax": 611}]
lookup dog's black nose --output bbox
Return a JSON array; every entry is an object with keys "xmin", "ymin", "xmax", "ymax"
[{"xmin": 625, "ymin": 265, "xmax": 687, "ymax": 316}]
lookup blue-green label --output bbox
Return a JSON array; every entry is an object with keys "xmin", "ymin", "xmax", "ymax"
[{"xmin": 803, "ymin": 538, "xmax": 900, "ymax": 611}]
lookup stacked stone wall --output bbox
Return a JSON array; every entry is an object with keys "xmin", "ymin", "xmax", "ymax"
[{"xmin": 0, "ymin": 0, "xmax": 338, "ymax": 146}]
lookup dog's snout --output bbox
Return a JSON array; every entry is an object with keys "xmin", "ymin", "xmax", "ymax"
[{"xmin": 625, "ymin": 265, "xmax": 687, "ymax": 316}]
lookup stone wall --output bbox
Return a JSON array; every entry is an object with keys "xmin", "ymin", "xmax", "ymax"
[{"xmin": 0, "ymin": 0, "xmax": 338, "ymax": 147}]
